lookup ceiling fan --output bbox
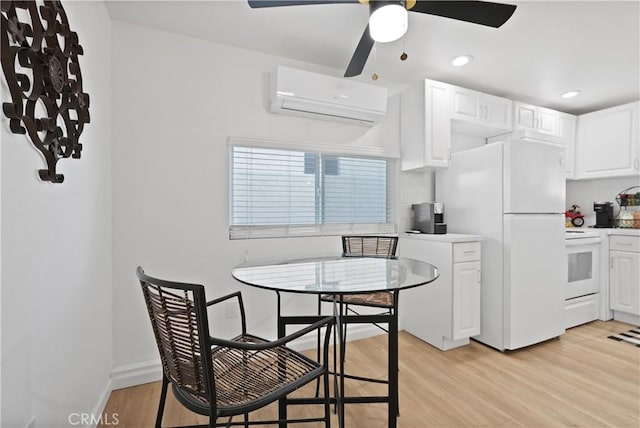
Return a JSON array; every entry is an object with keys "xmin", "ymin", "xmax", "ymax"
[{"xmin": 248, "ymin": 0, "xmax": 517, "ymax": 78}]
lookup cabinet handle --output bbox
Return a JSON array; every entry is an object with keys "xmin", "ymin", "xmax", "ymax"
[
  {"xmin": 610, "ymin": 257, "xmax": 614, "ymax": 269},
  {"xmin": 463, "ymin": 250, "xmax": 476, "ymax": 254},
  {"xmin": 634, "ymin": 158, "xmax": 639, "ymax": 170},
  {"xmin": 477, "ymin": 269, "xmax": 482, "ymax": 284},
  {"xmin": 615, "ymin": 242, "xmax": 632, "ymax": 246}
]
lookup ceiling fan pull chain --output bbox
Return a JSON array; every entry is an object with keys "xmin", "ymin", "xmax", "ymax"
[
  {"xmin": 372, "ymin": 45, "xmax": 379, "ymax": 80},
  {"xmin": 401, "ymin": 36, "xmax": 408, "ymax": 61}
]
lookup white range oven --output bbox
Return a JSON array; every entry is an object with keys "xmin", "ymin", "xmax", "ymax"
[{"xmin": 565, "ymin": 230, "xmax": 602, "ymax": 328}]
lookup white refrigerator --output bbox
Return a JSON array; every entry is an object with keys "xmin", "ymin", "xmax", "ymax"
[{"xmin": 436, "ymin": 134, "xmax": 567, "ymax": 350}]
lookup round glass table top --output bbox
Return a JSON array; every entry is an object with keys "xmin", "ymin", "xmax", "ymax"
[{"xmin": 231, "ymin": 255, "xmax": 439, "ymax": 295}]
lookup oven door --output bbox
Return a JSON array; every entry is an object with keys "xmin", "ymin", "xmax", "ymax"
[{"xmin": 566, "ymin": 237, "xmax": 601, "ymax": 299}]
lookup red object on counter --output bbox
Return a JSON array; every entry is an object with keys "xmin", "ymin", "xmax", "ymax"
[{"xmin": 565, "ymin": 204, "xmax": 585, "ymax": 227}]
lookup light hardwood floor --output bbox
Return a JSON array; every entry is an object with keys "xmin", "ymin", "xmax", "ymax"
[{"xmin": 101, "ymin": 320, "xmax": 640, "ymax": 427}]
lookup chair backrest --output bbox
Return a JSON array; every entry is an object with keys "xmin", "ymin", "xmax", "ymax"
[
  {"xmin": 342, "ymin": 235, "xmax": 398, "ymax": 258},
  {"xmin": 137, "ymin": 267, "xmax": 214, "ymax": 400}
]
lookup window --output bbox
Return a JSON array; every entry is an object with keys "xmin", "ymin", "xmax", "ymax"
[{"xmin": 230, "ymin": 145, "xmax": 394, "ymax": 239}]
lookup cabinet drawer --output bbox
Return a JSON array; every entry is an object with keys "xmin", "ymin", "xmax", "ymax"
[
  {"xmin": 610, "ymin": 235, "xmax": 640, "ymax": 252},
  {"xmin": 453, "ymin": 242, "xmax": 482, "ymax": 262}
]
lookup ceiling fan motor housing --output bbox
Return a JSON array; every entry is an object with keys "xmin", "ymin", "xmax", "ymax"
[{"xmin": 368, "ymin": 1, "xmax": 408, "ymax": 43}]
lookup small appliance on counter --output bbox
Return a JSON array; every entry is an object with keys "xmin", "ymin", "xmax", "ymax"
[
  {"xmin": 593, "ymin": 202, "xmax": 615, "ymax": 228},
  {"xmin": 410, "ymin": 202, "xmax": 447, "ymax": 234},
  {"xmin": 615, "ymin": 185, "xmax": 640, "ymax": 229},
  {"xmin": 565, "ymin": 204, "xmax": 584, "ymax": 227}
]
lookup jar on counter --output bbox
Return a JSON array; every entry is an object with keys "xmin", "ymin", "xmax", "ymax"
[{"xmin": 620, "ymin": 210, "xmax": 634, "ymax": 228}]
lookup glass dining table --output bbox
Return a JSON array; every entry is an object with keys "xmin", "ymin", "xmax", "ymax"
[{"xmin": 231, "ymin": 255, "xmax": 439, "ymax": 428}]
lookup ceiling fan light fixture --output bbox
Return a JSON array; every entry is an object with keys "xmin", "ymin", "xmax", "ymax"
[
  {"xmin": 561, "ymin": 90, "xmax": 582, "ymax": 99},
  {"xmin": 369, "ymin": 2, "xmax": 408, "ymax": 43}
]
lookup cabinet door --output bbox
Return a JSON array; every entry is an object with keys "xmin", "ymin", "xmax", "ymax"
[
  {"xmin": 536, "ymin": 107, "xmax": 558, "ymax": 135},
  {"xmin": 558, "ymin": 113, "xmax": 577, "ymax": 178},
  {"xmin": 514, "ymin": 102, "xmax": 537, "ymax": 130},
  {"xmin": 424, "ymin": 80, "xmax": 452, "ymax": 168},
  {"xmin": 576, "ymin": 102, "xmax": 640, "ymax": 179},
  {"xmin": 483, "ymin": 94, "xmax": 513, "ymax": 131},
  {"xmin": 451, "ymin": 261, "xmax": 481, "ymax": 340},
  {"xmin": 400, "ymin": 79, "xmax": 451, "ymax": 171},
  {"xmin": 451, "ymin": 87, "xmax": 481, "ymax": 122},
  {"xmin": 610, "ymin": 251, "xmax": 640, "ymax": 315},
  {"xmin": 514, "ymin": 103, "xmax": 559, "ymax": 135}
]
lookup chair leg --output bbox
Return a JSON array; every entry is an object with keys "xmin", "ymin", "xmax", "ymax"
[
  {"xmin": 156, "ymin": 376, "xmax": 169, "ymax": 428},
  {"xmin": 323, "ymin": 370, "xmax": 331, "ymax": 428},
  {"xmin": 244, "ymin": 413, "xmax": 249, "ymax": 428},
  {"xmin": 315, "ymin": 295, "xmax": 322, "ymax": 398},
  {"xmin": 341, "ymin": 304, "xmax": 348, "ymax": 364}
]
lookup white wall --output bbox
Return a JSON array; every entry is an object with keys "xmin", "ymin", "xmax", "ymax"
[
  {"xmin": 110, "ymin": 21, "xmax": 402, "ymax": 382},
  {"xmin": 0, "ymin": 2, "xmax": 112, "ymax": 426},
  {"xmin": 566, "ymin": 176, "xmax": 640, "ymax": 226}
]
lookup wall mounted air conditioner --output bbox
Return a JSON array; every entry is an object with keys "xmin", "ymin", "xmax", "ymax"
[{"xmin": 270, "ymin": 66, "xmax": 387, "ymax": 126}]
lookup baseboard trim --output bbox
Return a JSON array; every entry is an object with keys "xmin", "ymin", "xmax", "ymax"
[
  {"xmin": 109, "ymin": 325, "xmax": 384, "ymax": 390},
  {"xmin": 110, "ymin": 359, "xmax": 163, "ymax": 391},
  {"xmin": 89, "ymin": 379, "xmax": 114, "ymax": 428}
]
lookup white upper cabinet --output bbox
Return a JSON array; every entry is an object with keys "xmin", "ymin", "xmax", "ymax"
[
  {"xmin": 400, "ymin": 79, "xmax": 451, "ymax": 171},
  {"xmin": 558, "ymin": 112, "xmax": 577, "ymax": 178},
  {"xmin": 575, "ymin": 101, "xmax": 640, "ymax": 179},
  {"xmin": 450, "ymin": 86, "xmax": 513, "ymax": 136},
  {"xmin": 514, "ymin": 102, "xmax": 559, "ymax": 135}
]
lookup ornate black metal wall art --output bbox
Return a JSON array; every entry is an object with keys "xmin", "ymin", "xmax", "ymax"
[{"xmin": 1, "ymin": 0, "xmax": 90, "ymax": 183}]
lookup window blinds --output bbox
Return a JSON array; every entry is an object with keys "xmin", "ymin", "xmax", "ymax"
[{"xmin": 230, "ymin": 145, "xmax": 394, "ymax": 239}]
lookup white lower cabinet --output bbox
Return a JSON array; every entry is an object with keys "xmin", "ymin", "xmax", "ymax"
[
  {"xmin": 400, "ymin": 234, "xmax": 482, "ymax": 350},
  {"xmin": 609, "ymin": 235, "xmax": 640, "ymax": 324},
  {"xmin": 452, "ymin": 261, "xmax": 482, "ymax": 339}
]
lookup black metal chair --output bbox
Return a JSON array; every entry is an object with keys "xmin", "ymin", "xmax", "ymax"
[
  {"xmin": 315, "ymin": 236, "xmax": 399, "ymax": 412},
  {"xmin": 137, "ymin": 266, "xmax": 334, "ymax": 428},
  {"xmin": 318, "ymin": 235, "xmax": 398, "ymax": 350}
]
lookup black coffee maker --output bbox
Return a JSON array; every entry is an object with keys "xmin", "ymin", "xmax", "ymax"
[{"xmin": 593, "ymin": 202, "xmax": 615, "ymax": 228}]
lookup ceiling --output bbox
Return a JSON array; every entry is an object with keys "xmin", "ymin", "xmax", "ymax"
[{"xmin": 105, "ymin": 0, "xmax": 639, "ymax": 115}]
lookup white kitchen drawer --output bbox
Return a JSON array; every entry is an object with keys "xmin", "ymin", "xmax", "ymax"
[
  {"xmin": 610, "ymin": 235, "xmax": 640, "ymax": 253},
  {"xmin": 453, "ymin": 241, "xmax": 482, "ymax": 263},
  {"xmin": 565, "ymin": 294, "xmax": 599, "ymax": 329}
]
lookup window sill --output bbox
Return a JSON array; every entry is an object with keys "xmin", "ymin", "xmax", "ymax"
[{"xmin": 229, "ymin": 223, "xmax": 397, "ymax": 240}]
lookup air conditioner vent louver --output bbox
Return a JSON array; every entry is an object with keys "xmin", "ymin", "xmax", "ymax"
[{"xmin": 270, "ymin": 66, "xmax": 387, "ymax": 127}]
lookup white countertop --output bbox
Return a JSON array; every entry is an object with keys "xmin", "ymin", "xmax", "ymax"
[
  {"xmin": 402, "ymin": 232, "xmax": 484, "ymax": 242},
  {"xmin": 602, "ymin": 228, "xmax": 640, "ymax": 237},
  {"xmin": 567, "ymin": 227, "xmax": 640, "ymax": 237}
]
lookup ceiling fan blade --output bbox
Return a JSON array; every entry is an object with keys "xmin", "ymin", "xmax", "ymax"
[
  {"xmin": 344, "ymin": 25, "xmax": 375, "ymax": 77},
  {"xmin": 248, "ymin": 0, "xmax": 358, "ymax": 8},
  {"xmin": 409, "ymin": 1, "xmax": 517, "ymax": 28}
]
